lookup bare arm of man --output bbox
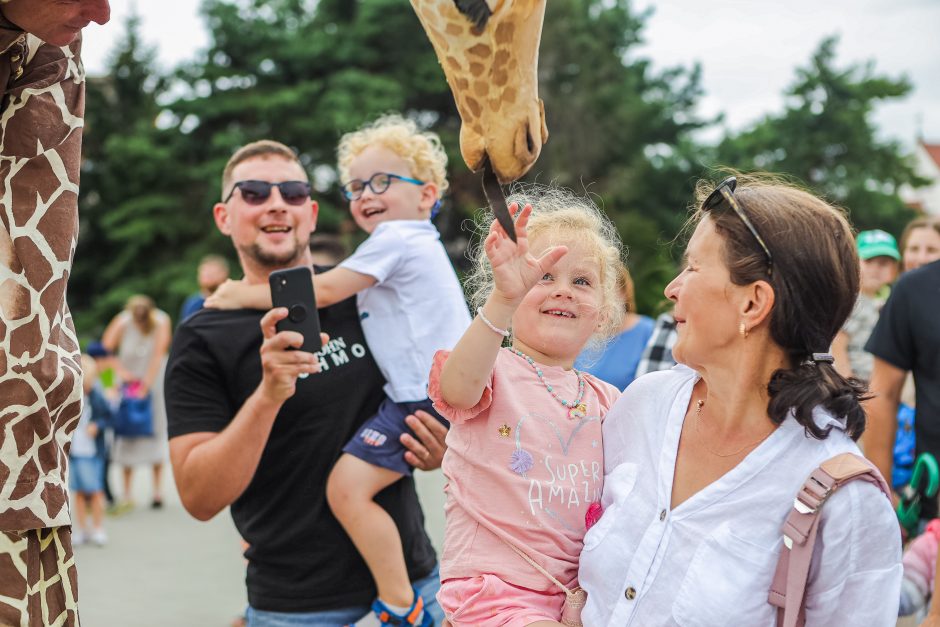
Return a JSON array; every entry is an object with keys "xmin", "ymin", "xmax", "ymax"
[
  {"xmin": 863, "ymin": 357, "xmax": 907, "ymax": 487},
  {"xmin": 170, "ymin": 308, "xmax": 325, "ymax": 520},
  {"xmin": 831, "ymin": 330, "xmax": 854, "ymax": 379}
]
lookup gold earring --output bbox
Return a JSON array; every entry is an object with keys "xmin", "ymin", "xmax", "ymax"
[{"xmin": 739, "ymin": 322, "xmax": 748, "ymax": 338}]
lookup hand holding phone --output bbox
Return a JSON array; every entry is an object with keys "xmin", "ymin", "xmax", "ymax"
[{"xmin": 269, "ymin": 266, "xmax": 324, "ymax": 354}]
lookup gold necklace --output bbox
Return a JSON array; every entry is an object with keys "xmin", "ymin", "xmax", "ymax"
[{"xmin": 693, "ymin": 399, "xmax": 775, "ymax": 458}]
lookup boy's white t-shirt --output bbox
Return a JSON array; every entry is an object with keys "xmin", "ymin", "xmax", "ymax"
[{"xmin": 339, "ymin": 220, "xmax": 471, "ymax": 402}]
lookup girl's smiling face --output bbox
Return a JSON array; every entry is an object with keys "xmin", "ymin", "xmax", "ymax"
[{"xmin": 511, "ymin": 236, "xmax": 605, "ymax": 368}]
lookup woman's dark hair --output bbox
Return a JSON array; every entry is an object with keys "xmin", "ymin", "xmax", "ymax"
[{"xmin": 692, "ymin": 173, "xmax": 867, "ymax": 440}]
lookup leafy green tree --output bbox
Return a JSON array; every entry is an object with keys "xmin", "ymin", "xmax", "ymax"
[
  {"xmin": 73, "ymin": 0, "xmax": 720, "ymax": 335},
  {"xmin": 534, "ymin": 0, "xmax": 712, "ymax": 313},
  {"xmin": 74, "ymin": 13, "xmax": 208, "ymax": 337},
  {"xmin": 713, "ymin": 36, "xmax": 925, "ymax": 236}
]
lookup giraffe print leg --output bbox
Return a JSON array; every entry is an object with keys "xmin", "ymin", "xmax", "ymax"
[{"xmin": 0, "ymin": 527, "xmax": 79, "ymax": 627}]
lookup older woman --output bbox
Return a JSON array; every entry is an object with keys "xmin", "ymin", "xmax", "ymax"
[
  {"xmin": 899, "ymin": 216, "xmax": 940, "ymax": 273},
  {"xmin": 579, "ymin": 176, "xmax": 902, "ymax": 625}
]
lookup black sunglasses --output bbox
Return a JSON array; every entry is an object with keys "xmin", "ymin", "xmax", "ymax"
[
  {"xmin": 702, "ymin": 176, "xmax": 773, "ymax": 275},
  {"xmin": 224, "ymin": 180, "xmax": 311, "ymax": 206}
]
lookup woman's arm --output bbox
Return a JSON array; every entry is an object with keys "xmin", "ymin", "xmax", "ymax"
[
  {"xmin": 101, "ymin": 313, "xmax": 135, "ymax": 382},
  {"xmin": 101, "ymin": 312, "xmax": 125, "ymax": 355},
  {"xmin": 804, "ymin": 480, "xmax": 902, "ymax": 624},
  {"xmin": 140, "ymin": 314, "xmax": 171, "ymax": 396}
]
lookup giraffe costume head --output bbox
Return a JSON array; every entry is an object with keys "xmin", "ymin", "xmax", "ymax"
[{"xmin": 411, "ymin": 0, "xmax": 548, "ymax": 183}]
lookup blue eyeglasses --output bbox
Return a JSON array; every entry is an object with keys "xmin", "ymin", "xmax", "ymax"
[{"xmin": 340, "ymin": 172, "xmax": 424, "ymax": 201}]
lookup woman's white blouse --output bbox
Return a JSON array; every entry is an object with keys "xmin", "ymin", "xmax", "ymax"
[{"xmin": 579, "ymin": 365, "xmax": 902, "ymax": 626}]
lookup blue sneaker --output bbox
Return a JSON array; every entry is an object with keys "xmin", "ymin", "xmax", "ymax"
[{"xmin": 371, "ymin": 588, "xmax": 434, "ymax": 626}]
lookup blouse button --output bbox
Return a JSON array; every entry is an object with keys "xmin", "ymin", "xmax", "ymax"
[
  {"xmin": 625, "ymin": 586, "xmax": 637, "ymax": 600},
  {"xmin": 659, "ymin": 509, "xmax": 667, "ymax": 521}
]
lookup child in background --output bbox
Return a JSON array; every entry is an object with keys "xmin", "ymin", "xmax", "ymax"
[
  {"xmin": 899, "ymin": 519, "xmax": 940, "ymax": 619},
  {"xmin": 431, "ymin": 189, "xmax": 625, "ymax": 625},
  {"xmin": 208, "ymin": 114, "xmax": 470, "ymax": 626},
  {"xmin": 70, "ymin": 354, "xmax": 113, "ymax": 546},
  {"xmin": 831, "ymin": 229, "xmax": 900, "ymax": 382},
  {"xmin": 86, "ymin": 340, "xmax": 118, "ymax": 508}
]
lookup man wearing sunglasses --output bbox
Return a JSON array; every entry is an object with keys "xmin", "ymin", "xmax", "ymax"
[
  {"xmin": 165, "ymin": 140, "xmax": 446, "ymax": 625},
  {"xmin": 0, "ymin": 2, "xmax": 111, "ymax": 624}
]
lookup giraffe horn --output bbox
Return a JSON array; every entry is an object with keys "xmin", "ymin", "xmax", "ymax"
[{"xmin": 453, "ymin": 0, "xmax": 492, "ymax": 31}]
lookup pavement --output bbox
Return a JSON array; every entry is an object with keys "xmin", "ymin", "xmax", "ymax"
[
  {"xmin": 73, "ymin": 462, "xmax": 446, "ymax": 627},
  {"xmin": 73, "ymin": 464, "xmax": 916, "ymax": 626}
]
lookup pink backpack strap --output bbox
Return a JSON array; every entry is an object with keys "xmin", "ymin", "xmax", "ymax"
[{"xmin": 767, "ymin": 453, "xmax": 891, "ymax": 627}]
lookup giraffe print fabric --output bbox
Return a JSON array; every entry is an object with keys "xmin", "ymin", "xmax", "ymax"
[
  {"xmin": 0, "ymin": 528, "xmax": 78, "ymax": 627},
  {"xmin": 0, "ymin": 19, "xmax": 85, "ymax": 531}
]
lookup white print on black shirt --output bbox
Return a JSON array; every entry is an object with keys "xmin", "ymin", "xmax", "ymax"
[{"xmin": 315, "ymin": 336, "xmax": 368, "ymax": 372}]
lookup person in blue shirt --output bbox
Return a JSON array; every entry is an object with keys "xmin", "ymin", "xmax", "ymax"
[
  {"xmin": 178, "ymin": 254, "xmax": 230, "ymax": 323},
  {"xmin": 575, "ymin": 264, "xmax": 654, "ymax": 390}
]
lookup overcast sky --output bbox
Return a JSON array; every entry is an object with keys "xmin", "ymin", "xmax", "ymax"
[{"xmin": 80, "ymin": 0, "xmax": 940, "ymax": 149}]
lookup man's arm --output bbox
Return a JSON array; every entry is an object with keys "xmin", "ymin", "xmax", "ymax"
[
  {"xmin": 831, "ymin": 330, "xmax": 854, "ymax": 379},
  {"xmin": 863, "ymin": 357, "xmax": 907, "ymax": 486},
  {"xmin": 170, "ymin": 308, "xmax": 324, "ymax": 521}
]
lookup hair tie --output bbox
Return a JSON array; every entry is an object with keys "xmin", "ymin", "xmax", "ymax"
[{"xmin": 811, "ymin": 352, "xmax": 834, "ymax": 364}]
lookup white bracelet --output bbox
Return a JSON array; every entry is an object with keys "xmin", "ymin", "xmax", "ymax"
[{"xmin": 477, "ymin": 307, "xmax": 511, "ymax": 337}]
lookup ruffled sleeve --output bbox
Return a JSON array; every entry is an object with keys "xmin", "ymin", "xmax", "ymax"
[{"xmin": 427, "ymin": 350, "xmax": 493, "ymax": 424}]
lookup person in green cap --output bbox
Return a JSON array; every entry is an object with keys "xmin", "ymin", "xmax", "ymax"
[{"xmin": 832, "ymin": 229, "xmax": 900, "ymax": 381}]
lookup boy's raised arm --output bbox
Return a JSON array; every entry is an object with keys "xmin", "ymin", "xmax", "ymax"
[{"xmin": 206, "ymin": 268, "xmax": 377, "ymax": 310}]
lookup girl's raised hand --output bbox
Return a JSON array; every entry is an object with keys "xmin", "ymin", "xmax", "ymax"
[{"xmin": 485, "ymin": 203, "xmax": 567, "ymax": 304}]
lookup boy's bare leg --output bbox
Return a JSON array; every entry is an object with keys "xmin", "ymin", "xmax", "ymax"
[
  {"xmin": 90, "ymin": 492, "xmax": 105, "ymax": 530},
  {"xmin": 326, "ymin": 453, "xmax": 413, "ymax": 607},
  {"xmin": 122, "ymin": 466, "xmax": 134, "ymax": 503},
  {"xmin": 73, "ymin": 493, "xmax": 88, "ymax": 532},
  {"xmin": 152, "ymin": 462, "xmax": 164, "ymax": 503}
]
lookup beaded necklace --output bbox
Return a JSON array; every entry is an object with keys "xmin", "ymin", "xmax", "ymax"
[{"xmin": 508, "ymin": 347, "xmax": 587, "ymax": 420}]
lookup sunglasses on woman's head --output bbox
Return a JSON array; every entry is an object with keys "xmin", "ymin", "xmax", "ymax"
[
  {"xmin": 224, "ymin": 180, "xmax": 312, "ymax": 206},
  {"xmin": 701, "ymin": 176, "xmax": 774, "ymax": 275}
]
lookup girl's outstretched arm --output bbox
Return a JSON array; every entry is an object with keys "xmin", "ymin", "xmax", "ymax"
[{"xmin": 439, "ymin": 204, "xmax": 566, "ymax": 409}]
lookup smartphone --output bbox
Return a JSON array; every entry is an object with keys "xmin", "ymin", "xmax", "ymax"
[{"xmin": 269, "ymin": 266, "xmax": 323, "ymax": 354}]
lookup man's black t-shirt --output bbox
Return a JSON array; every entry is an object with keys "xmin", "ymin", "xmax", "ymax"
[
  {"xmin": 164, "ymin": 279, "xmax": 437, "ymax": 612},
  {"xmin": 866, "ymin": 260, "xmax": 940, "ymax": 457}
]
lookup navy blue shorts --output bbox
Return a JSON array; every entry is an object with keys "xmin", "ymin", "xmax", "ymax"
[{"xmin": 342, "ymin": 397, "xmax": 448, "ymax": 476}]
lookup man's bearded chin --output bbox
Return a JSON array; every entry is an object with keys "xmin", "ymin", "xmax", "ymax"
[{"xmin": 239, "ymin": 241, "xmax": 307, "ymax": 269}]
